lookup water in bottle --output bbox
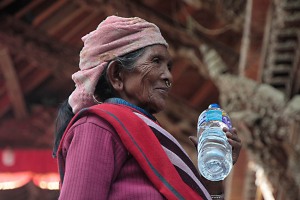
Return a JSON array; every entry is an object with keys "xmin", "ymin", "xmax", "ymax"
[{"xmin": 197, "ymin": 103, "xmax": 233, "ymax": 181}]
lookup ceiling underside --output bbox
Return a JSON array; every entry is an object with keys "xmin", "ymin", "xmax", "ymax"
[
  {"xmin": 0, "ymin": 0, "xmax": 246, "ymax": 147},
  {"xmin": 0, "ymin": 0, "xmax": 300, "ymax": 199}
]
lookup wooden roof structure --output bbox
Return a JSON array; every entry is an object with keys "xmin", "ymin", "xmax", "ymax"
[{"xmin": 0, "ymin": 0, "xmax": 299, "ymax": 199}]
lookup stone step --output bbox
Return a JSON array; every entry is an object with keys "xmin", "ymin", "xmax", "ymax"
[
  {"xmin": 274, "ymin": 41, "xmax": 298, "ymax": 53},
  {"xmin": 264, "ymin": 76, "xmax": 291, "ymax": 90},
  {"xmin": 269, "ymin": 53, "xmax": 295, "ymax": 65},
  {"xmin": 272, "ymin": 28, "xmax": 298, "ymax": 42},
  {"xmin": 269, "ymin": 64, "xmax": 293, "ymax": 74},
  {"xmin": 284, "ymin": 13, "xmax": 300, "ymax": 27}
]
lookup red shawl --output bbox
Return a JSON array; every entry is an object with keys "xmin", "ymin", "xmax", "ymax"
[{"xmin": 57, "ymin": 103, "xmax": 207, "ymax": 200}]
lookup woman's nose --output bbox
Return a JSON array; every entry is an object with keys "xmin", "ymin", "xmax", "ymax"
[
  {"xmin": 164, "ymin": 66, "xmax": 173, "ymax": 83},
  {"xmin": 162, "ymin": 69, "xmax": 173, "ymax": 89}
]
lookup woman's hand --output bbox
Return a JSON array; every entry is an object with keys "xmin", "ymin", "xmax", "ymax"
[
  {"xmin": 189, "ymin": 127, "xmax": 242, "ymax": 165},
  {"xmin": 223, "ymin": 127, "xmax": 242, "ymax": 165}
]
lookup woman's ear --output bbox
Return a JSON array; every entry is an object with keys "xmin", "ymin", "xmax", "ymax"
[{"xmin": 106, "ymin": 61, "xmax": 124, "ymax": 91}]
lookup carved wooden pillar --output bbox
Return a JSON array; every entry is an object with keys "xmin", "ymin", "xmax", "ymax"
[{"xmin": 200, "ymin": 40, "xmax": 300, "ymax": 199}]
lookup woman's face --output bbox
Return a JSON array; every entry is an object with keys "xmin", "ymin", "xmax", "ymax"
[{"xmin": 119, "ymin": 45, "xmax": 173, "ymax": 114}]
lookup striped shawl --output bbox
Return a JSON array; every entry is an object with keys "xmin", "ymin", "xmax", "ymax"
[{"xmin": 57, "ymin": 103, "xmax": 211, "ymax": 200}]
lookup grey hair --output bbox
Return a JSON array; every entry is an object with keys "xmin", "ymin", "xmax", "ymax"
[{"xmin": 95, "ymin": 47, "xmax": 146, "ymax": 101}]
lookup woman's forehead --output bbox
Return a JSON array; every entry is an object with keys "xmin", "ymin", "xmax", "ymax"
[{"xmin": 142, "ymin": 45, "xmax": 171, "ymax": 59}]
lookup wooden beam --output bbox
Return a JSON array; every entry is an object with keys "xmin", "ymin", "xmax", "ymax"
[
  {"xmin": 0, "ymin": 0, "xmax": 14, "ymax": 9},
  {"xmin": 255, "ymin": 187, "xmax": 263, "ymax": 200},
  {"xmin": 240, "ymin": 0, "xmax": 272, "ymax": 80},
  {"xmin": 47, "ymin": 6, "xmax": 86, "ymax": 36},
  {"xmin": 32, "ymin": 0, "xmax": 68, "ymax": 27},
  {"xmin": 226, "ymin": 148, "xmax": 249, "ymax": 200},
  {"xmin": 176, "ymin": 47, "xmax": 207, "ymax": 76},
  {"xmin": 61, "ymin": 11, "xmax": 100, "ymax": 42},
  {"xmin": 110, "ymin": 0, "xmax": 200, "ymax": 47},
  {"xmin": 171, "ymin": 59, "xmax": 190, "ymax": 83},
  {"xmin": 103, "ymin": 0, "xmax": 240, "ymax": 73},
  {"xmin": 238, "ymin": 0, "xmax": 252, "ymax": 77},
  {"xmin": 15, "ymin": 0, "xmax": 46, "ymax": 19},
  {"xmin": 0, "ymin": 17, "xmax": 78, "ymax": 77},
  {"xmin": 0, "ymin": 96, "xmax": 11, "ymax": 118},
  {"xmin": 21, "ymin": 68, "xmax": 51, "ymax": 93},
  {"xmin": 0, "ymin": 63, "xmax": 51, "ymax": 118},
  {"xmin": 0, "ymin": 62, "xmax": 36, "ymax": 97},
  {"xmin": 190, "ymin": 81, "xmax": 215, "ymax": 107},
  {"xmin": 0, "ymin": 48, "xmax": 27, "ymax": 119}
]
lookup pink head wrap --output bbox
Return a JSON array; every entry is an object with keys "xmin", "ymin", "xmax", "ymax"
[{"xmin": 68, "ymin": 15, "xmax": 168, "ymax": 114}]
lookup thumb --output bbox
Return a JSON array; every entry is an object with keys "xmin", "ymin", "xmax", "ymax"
[{"xmin": 189, "ymin": 136, "xmax": 198, "ymax": 149}]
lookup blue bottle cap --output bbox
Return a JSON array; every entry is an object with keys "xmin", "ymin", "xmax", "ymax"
[{"xmin": 208, "ymin": 103, "xmax": 220, "ymax": 108}]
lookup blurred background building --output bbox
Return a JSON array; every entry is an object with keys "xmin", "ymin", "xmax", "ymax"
[{"xmin": 0, "ymin": 0, "xmax": 299, "ymax": 199}]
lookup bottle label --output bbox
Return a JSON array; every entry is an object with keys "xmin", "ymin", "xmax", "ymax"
[
  {"xmin": 198, "ymin": 109, "xmax": 232, "ymax": 129},
  {"xmin": 198, "ymin": 112, "xmax": 206, "ymax": 126},
  {"xmin": 206, "ymin": 110, "xmax": 222, "ymax": 121},
  {"xmin": 222, "ymin": 115, "xmax": 232, "ymax": 129}
]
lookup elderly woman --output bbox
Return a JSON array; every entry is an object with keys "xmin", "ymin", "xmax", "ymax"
[{"xmin": 53, "ymin": 16, "xmax": 241, "ymax": 200}]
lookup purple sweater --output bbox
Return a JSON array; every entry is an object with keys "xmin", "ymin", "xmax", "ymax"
[{"xmin": 59, "ymin": 114, "xmax": 165, "ymax": 199}]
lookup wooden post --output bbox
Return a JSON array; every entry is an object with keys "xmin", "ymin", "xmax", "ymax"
[
  {"xmin": 0, "ymin": 47, "xmax": 28, "ymax": 119},
  {"xmin": 238, "ymin": 0, "xmax": 252, "ymax": 77}
]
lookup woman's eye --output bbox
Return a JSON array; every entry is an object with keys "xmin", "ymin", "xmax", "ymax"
[{"xmin": 153, "ymin": 57, "xmax": 160, "ymax": 64}]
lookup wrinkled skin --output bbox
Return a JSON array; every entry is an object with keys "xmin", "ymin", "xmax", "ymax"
[
  {"xmin": 117, "ymin": 44, "xmax": 173, "ymax": 114},
  {"xmin": 115, "ymin": 44, "xmax": 242, "ymax": 164}
]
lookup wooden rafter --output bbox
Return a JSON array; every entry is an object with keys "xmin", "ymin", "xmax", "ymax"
[
  {"xmin": 14, "ymin": 0, "xmax": 46, "ymax": 19},
  {"xmin": 61, "ymin": 10, "xmax": 100, "ymax": 42},
  {"xmin": 0, "ymin": 48, "xmax": 27, "ymax": 119},
  {"xmin": 32, "ymin": 0, "xmax": 68, "ymax": 27},
  {"xmin": 0, "ymin": 0, "xmax": 14, "ymax": 9},
  {"xmin": 190, "ymin": 81, "xmax": 215, "ymax": 107},
  {"xmin": 47, "ymin": 5, "xmax": 86, "ymax": 36}
]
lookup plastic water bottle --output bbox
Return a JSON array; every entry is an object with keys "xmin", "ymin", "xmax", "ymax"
[{"xmin": 197, "ymin": 103, "xmax": 233, "ymax": 181}]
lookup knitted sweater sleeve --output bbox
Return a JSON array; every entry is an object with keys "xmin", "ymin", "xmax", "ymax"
[{"xmin": 58, "ymin": 115, "xmax": 127, "ymax": 200}]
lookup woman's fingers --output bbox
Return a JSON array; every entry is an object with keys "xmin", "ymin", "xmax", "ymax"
[
  {"xmin": 223, "ymin": 127, "xmax": 242, "ymax": 165},
  {"xmin": 189, "ymin": 136, "xmax": 198, "ymax": 149}
]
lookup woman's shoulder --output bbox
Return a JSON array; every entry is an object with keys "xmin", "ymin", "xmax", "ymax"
[
  {"xmin": 70, "ymin": 113, "xmax": 115, "ymax": 133},
  {"xmin": 63, "ymin": 113, "xmax": 123, "ymax": 147}
]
